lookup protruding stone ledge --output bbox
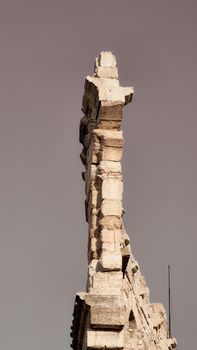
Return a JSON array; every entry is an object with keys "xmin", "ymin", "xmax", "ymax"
[
  {"xmin": 72, "ymin": 51, "xmax": 177, "ymax": 350},
  {"xmin": 71, "ymin": 293, "xmax": 127, "ymax": 337},
  {"xmin": 85, "ymin": 294, "xmax": 126, "ymax": 330}
]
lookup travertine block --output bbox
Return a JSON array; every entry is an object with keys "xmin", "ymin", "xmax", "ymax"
[
  {"xmin": 100, "ymin": 251, "xmax": 122, "ymax": 271},
  {"xmin": 99, "ymin": 102, "xmax": 123, "ymax": 121},
  {"xmin": 98, "ymin": 86, "xmax": 125, "ymax": 103},
  {"xmin": 101, "ymin": 136, "xmax": 123, "ymax": 148},
  {"xmin": 70, "ymin": 52, "xmax": 177, "ymax": 350},
  {"xmin": 101, "ymin": 242, "xmax": 116, "ymax": 252},
  {"xmin": 102, "ymin": 242, "xmax": 121, "ymax": 252},
  {"xmin": 99, "ymin": 160, "xmax": 121, "ymax": 175},
  {"xmin": 96, "ymin": 66, "xmax": 118, "ymax": 79},
  {"xmin": 87, "ymin": 75, "xmax": 119, "ymax": 91},
  {"xmin": 99, "ymin": 216, "xmax": 122, "ymax": 229},
  {"xmin": 96, "ymin": 131, "xmax": 123, "ymax": 160},
  {"xmin": 98, "ymin": 52, "xmax": 117, "ymax": 68},
  {"xmin": 87, "ymin": 329, "xmax": 124, "ymax": 348},
  {"xmin": 85, "ymin": 294, "xmax": 125, "ymax": 308},
  {"xmin": 100, "ymin": 78, "xmax": 119, "ymax": 89},
  {"xmin": 90, "ymin": 307, "xmax": 125, "ymax": 329},
  {"xmin": 102, "ymin": 178, "xmax": 123, "ymax": 200},
  {"xmin": 101, "ymin": 146, "xmax": 122, "ymax": 162},
  {"xmin": 98, "ymin": 119, "xmax": 121, "ymax": 129},
  {"xmin": 101, "ymin": 228, "xmax": 122, "ymax": 245},
  {"xmin": 90, "ymin": 271, "xmax": 123, "ymax": 295},
  {"xmin": 101, "ymin": 199, "xmax": 122, "ymax": 217},
  {"xmin": 94, "ymin": 129, "xmax": 123, "ymax": 143}
]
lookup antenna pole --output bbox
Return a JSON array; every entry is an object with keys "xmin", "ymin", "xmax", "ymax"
[{"xmin": 168, "ymin": 264, "xmax": 171, "ymax": 338}]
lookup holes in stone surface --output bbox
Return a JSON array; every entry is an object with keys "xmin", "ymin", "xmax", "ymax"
[
  {"xmin": 129, "ymin": 310, "xmax": 136, "ymax": 332},
  {"xmin": 129, "ymin": 310, "xmax": 135, "ymax": 322},
  {"xmin": 122, "ymin": 255, "xmax": 130, "ymax": 277}
]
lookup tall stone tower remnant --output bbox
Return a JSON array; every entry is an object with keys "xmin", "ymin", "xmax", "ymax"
[{"xmin": 70, "ymin": 52, "xmax": 177, "ymax": 350}]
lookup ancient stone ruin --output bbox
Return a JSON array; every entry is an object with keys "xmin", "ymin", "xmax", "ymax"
[{"xmin": 70, "ymin": 52, "xmax": 177, "ymax": 350}]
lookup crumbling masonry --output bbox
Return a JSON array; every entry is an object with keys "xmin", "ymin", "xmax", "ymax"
[{"xmin": 70, "ymin": 52, "xmax": 177, "ymax": 350}]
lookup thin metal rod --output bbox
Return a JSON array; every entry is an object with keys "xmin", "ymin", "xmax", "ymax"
[{"xmin": 168, "ymin": 264, "xmax": 172, "ymax": 338}]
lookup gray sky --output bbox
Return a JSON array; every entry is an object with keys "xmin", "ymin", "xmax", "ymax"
[{"xmin": 0, "ymin": 1, "xmax": 196, "ymax": 349}]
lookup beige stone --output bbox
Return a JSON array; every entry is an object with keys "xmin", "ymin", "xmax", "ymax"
[
  {"xmin": 94, "ymin": 128, "xmax": 123, "ymax": 140},
  {"xmin": 88, "ymin": 259, "xmax": 98, "ymax": 277},
  {"xmin": 89, "ymin": 271, "xmax": 123, "ymax": 295},
  {"xmin": 101, "ymin": 137, "xmax": 123, "ymax": 149},
  {"xmin": 98, "ymin": 86, "xmax": 125, "ymax": 102},
  {"xmin": 102, "ymin": 178, "xmax": 123, "ymax": 200},
  {"xmin": 101, "ymin": 146, "xmax": 123, "ymax": 162},
  {"xmin": 101, "ymin": 199, "xmax": 122, "ymax": 217},
  {"xmin": 99, "ymin": 251, "xmax": 122, "ymax": 271},
  {"xmin": 99, "ymin": 102, "xmax": 123, "ymax": 121},
  {"xmin": 95, "ymin": 66, "xmax": 118, "ymax": 79},
  {"xmin": 101, "ymin": 228, "xmax": 122, "ymax": 243},
  {"xmin": 87, "ymin": 329, "xmax": 124, "ymax": 348},
  {"xmin": 70, "ymin": 52, "xmax": 176, "ymax": 350},
  {"xmin": 98, "ymin": 161, "xmax": 122, "ymax": 181},
  {"xmin": 98, "ymin": 51, "xmax": 117, "ymax": 68},
  {"xmin": 90, "ymin": 306, "xmax": 126, "ymax": 329},
  {"xmin": 98, "ymin": 119, "xmax": 121, "ymax": 129},
  {"xmin": 99, "ymin": 216, "xmax": 122, "ymax": 229},
  {"xmin": 90, "ymin": 237, "xmax": 97, "ymax": 253},
  {"xmin": 102, "ymin": 241, "xmax": 121, "ymax": 252}
]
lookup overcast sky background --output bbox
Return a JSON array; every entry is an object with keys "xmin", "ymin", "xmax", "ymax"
[{"xmin": 0, "ymin": 1, "xmax": 197, "ymax": 349}]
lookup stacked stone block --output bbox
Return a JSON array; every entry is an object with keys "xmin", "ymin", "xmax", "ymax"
[{"xmin": 70, "ymin": 52, "xmax": 177, "ymax": 350}]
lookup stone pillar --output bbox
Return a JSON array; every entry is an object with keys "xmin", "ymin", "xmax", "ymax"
[{"xmin": 70, "ymin": 52, "xmax": 177, "ymax": 350}]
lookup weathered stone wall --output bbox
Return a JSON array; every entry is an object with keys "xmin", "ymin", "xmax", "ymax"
[{"xmin": 70, "ymin": 52, "xmax": 177, "ymax": 350}]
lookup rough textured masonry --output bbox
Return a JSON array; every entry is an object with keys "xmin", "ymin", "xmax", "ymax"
[{"xmin": 70, "ymin": 52, "xmax": 177, "ymax": 350}]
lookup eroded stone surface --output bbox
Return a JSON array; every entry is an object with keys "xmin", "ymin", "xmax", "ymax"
[{"xmin": 70, "ymin": 51, "xmax": 176, "ymax": 350}]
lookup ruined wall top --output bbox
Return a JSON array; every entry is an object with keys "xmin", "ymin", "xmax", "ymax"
[
  {"xmin": 71, "ymin": 52, "xmax": 177, "ymax": 350},
  {"xmin": 81, "ymin": 52, "xmax": 133, "ymax": 135}
]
